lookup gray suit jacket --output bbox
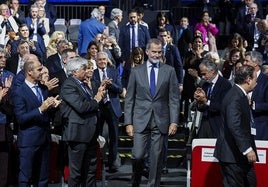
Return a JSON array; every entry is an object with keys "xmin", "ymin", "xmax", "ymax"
[
  {"xmin": 60, "ymin": 76, "xmax": 99, "ymax": 143},
  {"xmin": 124, "ymin": 62, "xmax": 180, "ymax": 134},
  {"xmin": 108, "ymin": 20, "xmax": 120, "ymax": 42}
]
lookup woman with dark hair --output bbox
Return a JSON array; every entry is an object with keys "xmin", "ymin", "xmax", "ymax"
[
  {"xmin": 84, "ymin": 41, "xmax": 99, "ymax": 69},
  {"xmin": 221, "ymin": 47, "xmax": 244, "ymax": 80},
  {"xmin": 154, "ymin": 11, "xmax": 176, "ymax": 42},
  {"xmin": 220, "ymin": 33, "xmax": 246, "ymax": 63},
  {"xmin": 194, "ymin": 11, "xmax": 218, "ymax": 51},
  {"xmin": 121, "ymin": 47, "xmax": 144, "ymax": 98},
  {"xmin": 181, "ymin": 36, "xmax": 208, "ymax": 121}
]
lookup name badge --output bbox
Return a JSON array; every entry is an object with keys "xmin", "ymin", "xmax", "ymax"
[{"xmin": 251, "ymin": 127, "xmax": 256, "ymax": 136}]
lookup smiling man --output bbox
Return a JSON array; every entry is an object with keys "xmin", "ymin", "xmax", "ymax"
[
  {"xmin": 193, "ymin": 58, "xmax": 232, "ymax": 138},
  {"xmin": 124, "ymin": 38, "xmax": 180, "ymax": 187}
]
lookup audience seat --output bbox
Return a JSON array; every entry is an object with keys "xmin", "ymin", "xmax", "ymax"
[
  {"xmin": 68, "ymin": 19, "xmax": 81, "ymax": 43},
  {"xmin": 54, "ymin": 18, "xmax": 68, "ymax": 35}
]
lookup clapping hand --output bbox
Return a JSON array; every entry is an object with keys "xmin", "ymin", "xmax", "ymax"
[
  {"xmin": 44, "ymin": 77, "xmax": 59, "ymax": 90},
  {"xmin": 4, "ymin": 75, "xmax": 13, "ymax": 89},
  {"xmin": 0, "ymin": 87, "xmax": 8, "ymax": 102}
]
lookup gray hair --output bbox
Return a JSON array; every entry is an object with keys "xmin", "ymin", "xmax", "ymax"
[
  {"xmin": 97, "ymin": 51, "xmax": 109, "ymax": 60},
  {"xmin": 245, "ymin": 51, "xmax": 263, "ymax": 66},
  {"xmin": 0, "ymin": 48, "xmax": 6, "ymax": 55},
  {"xmin": 199, "ymin": 58, "xmax": 218, "ymax": 72},
  {"xmin": 146, "ymin": 38, "xmax": 162, "ymax": 50},
  {"xmin": 66, "ymin": 57, "xmax": 87, "ymax": 76},
  {"xmin": 110, "ymin": 8, "xmax": 123, "ymax": 20},
  {"xmin": 56, "ymin": 39, "xmax": 69, "ymax": 50},
  {"xmin": 91, "ymin": 8, "xmax": 101, "ymax": 19}
]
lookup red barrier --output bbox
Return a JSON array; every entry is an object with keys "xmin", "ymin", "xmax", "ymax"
[{"xmin": 191, "ymin": 139, "xmax": 268, "ymax": 187}]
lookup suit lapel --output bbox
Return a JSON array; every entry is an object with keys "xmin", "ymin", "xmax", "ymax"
[
  {"xmin": 138, "ymin": 63, "xmax": 150, "ymax": 95},
  {"xmin": 154, "ymin": 63, "xmax": 166, "ymax": 97},
  {"xmin": 70, "ymin": 77, "xmax": 92, "ymax": 99},
  {"xmin": 252, "ymin": 72, "xmax": 264, "ymax": 100},
  {"xmin": 23, "ymin": 83, "xmax": 41, "ymax": 106}
]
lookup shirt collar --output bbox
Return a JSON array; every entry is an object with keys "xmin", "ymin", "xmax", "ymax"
[
  {"xmin": 146, "ymin": 60, "xmax": 159, "ymax": 68},
  {"xmin": 25, "ymin": 79, "xmax": 37, "ymax": 88},
  {"xmin": 257, "ymin": 69, "xmax": 261, "ymax": 78},
  {"xmin": 211, "ymin": 73, "xmax": 219, "ymax": 84},
  {"xmin": 236, "ymin": 84, "xmax": 247, "ymax": 96}
]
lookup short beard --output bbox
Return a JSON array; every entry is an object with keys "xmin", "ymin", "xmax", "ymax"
[{"xmin": 149, "ymin": 58, "xmax": 160, "ymax": 64}]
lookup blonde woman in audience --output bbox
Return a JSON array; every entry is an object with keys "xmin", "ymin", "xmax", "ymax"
[
  {"xmin": 37, "ymin": 6, "xmax": 50, "ymax": 47},
  {"xmin": 46, "ymin": 31, "xmax": 65, "ymax": 57}
]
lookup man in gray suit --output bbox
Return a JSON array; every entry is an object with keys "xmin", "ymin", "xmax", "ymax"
[
  {"xmin": 124, "ymin": 38, "xmax": 180, "ymax": 187},
  {"xmin": 108, "ymin": 8, "xmax": 123, "ymax": 43},
  {"xmin": 60, "ymin": 57, "xmax": 106, "ymax": 186}
]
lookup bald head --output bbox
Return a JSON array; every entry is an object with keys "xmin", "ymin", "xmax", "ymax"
[{"xmin": 22, "ymin": 54, "xmax": 39, "ymax": 63}]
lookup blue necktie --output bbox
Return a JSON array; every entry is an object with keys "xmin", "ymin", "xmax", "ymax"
[
  {"xmin": 102, "ymin": 69, "xmax": 109, "ymax": 103},
  {"xmin": 206, "ymin": 83, "xmax": 213, "ymax": 100},
  {"xmin": 131, "ymin": 25, "xmax": 135, "ymax": 50},
  {"xmin": 81, "ymin": 82, "xmax": 92, "ymax": 99},
  {"xmin": 150, "ymin": 63, "xmax": 157, "ymax": 97},
  {"xmin": 33, "ymin": 85, "xmax": 43, "ymax": 103}
]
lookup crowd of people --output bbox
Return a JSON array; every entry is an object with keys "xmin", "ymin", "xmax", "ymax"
[{"xmin": 0, "ymin": 0, "xmax": 268, "ymax": 186}]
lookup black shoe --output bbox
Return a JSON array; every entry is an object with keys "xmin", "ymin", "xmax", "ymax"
[
  {"xmin": 142, "ymin": 168, "xmax": 149, "ymax": 179},
  {"xmin": 162, "ymin": 167, "xmax": 169, "ymax": 174}
]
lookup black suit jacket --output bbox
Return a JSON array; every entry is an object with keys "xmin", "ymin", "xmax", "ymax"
[
  {"xmin": 6, "ymin": 55, "xmax": 19, "ymax": 75},
  {"xmin": 92, "ymin": 67, "xmax": 122, "ymax": 118},
  {"xmin": 49, "ymin": 69, "xmax": 68, "ymax": 96},
  {"xmin": 44, "ymin": 3, "xmax": 57, "ymax": 35},
  {"xmin": 177, "ymin": 26, "xmax": 193, "ymax": 59},
  {"xmin": 11, "ymin": 9, "xmax": 25, "ymax": 25},
  {"xmin": 214, "ymin": 85, "xmax": 258, "ymax": 163},
  {"xmin": 44, "ymin": 53, "xmax": 62, "ymax": 75},
  {"xmin": 60, "ymin": 76, "xmax": 99, "ymax": 143},
  {"xmin": 164, "ymin": 44, "xmax": 183, "ymax": 85},
  {"xmin": 197, "ymin": 75, "xmax": 232, "ymax": 137}
]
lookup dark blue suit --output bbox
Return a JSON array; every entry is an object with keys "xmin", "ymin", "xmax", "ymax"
[
  {"xmin": 10, "ymin": 70, "xmax": 25, "ymax": 92},
  {"xmin": 119, "ymin": 24, "xmax": 150, "ymax": 62},
  {"xmin": 24, "ymin": 17, "xmax": 46, "ymax": 56},
  {"xmin": 252, "ymin": 72, "xmax": 268, "ymax": 140},
  {"xmin": 12, "ymin": 82, "xmax": 51, "ymax": 187},
  {"xmin": 0, "ymin": 69, "xmax": 14, "ymax": 187},
  {"xmin": 44, "ymin": 3, "xmax": 57, "ymax": 35},
  {"xmin": 197, "ymin": 75, "xmax": 232, "ymax": 138},
  {"xmin": 44, "ymin": 53, "xmax": 62, "ymax": 75},
  {"xmin": 93, "ymin": 67, "xmax": 122, "ymax": 170},
  {"xmin": 10, "ymin": 39, "xmax": 43, "ymax": 63},
  {"xmin": 164, "ymin": 44, "xmax": 183, "ymax": 85}
]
